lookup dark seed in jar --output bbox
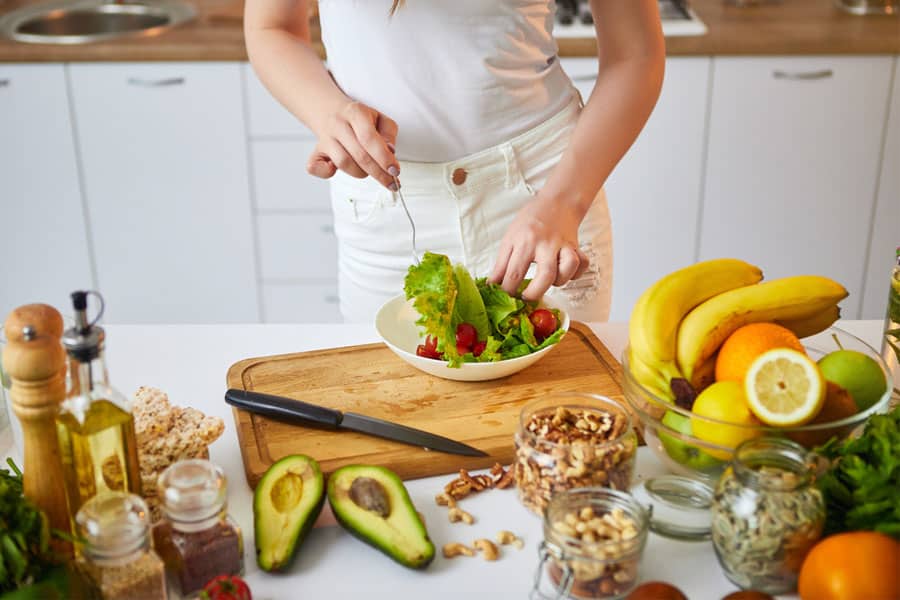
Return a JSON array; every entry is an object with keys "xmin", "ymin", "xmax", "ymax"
[{"xmin": 626, "ymin": 581, "xmax": 688, "ymax": 600}]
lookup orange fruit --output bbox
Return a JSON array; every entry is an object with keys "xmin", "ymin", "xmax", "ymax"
[
  {"xmin": 787, "ymin": 382, "xmax": 859, "ymax": 449},
  {"xmin": 715, "ymin": 322, "xmax": 805, "ymax": 383},
  {"xmin": 798, "ymin": 531, "xmax": 900, "ymax": 600}
]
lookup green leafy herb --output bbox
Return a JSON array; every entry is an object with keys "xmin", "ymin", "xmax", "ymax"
[
  {"xmin": 0, "ymin": 459, "xmax": 65, "ymax": 594},
  {"xmin": 816, "ymin": 407, "xmax": 900, "ymax": 538}
]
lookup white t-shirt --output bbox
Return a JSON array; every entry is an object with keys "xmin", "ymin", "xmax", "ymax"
[{"xmin": 318, "ymin": 0, "xmax": 575, "ymax": 163}]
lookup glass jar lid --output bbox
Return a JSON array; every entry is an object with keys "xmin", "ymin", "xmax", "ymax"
[
  {"xmin": 75, "ymin": 492, "xmax": 150, "ymax": 561},
  {"xmin": 630, "ymin": 475, "xmax": 714, "ymax": 541},
  {"xmin": 158, "ymin": 459, "xmax": 227, "ymax": 525}
]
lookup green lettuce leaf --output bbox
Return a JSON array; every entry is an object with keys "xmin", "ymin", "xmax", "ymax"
[
  {"xmin": 476, "ymin": 278, "xmax": 522, "ymax": 332},
  {"xmin": 403, "ymin": 252, "xmax": 459, "ymax": 364},
  {"xmin": 452, "ymin": 265, "xmax": 491, "ymax": 340}
]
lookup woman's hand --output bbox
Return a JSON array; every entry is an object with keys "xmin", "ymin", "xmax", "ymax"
[
  {"xmin": 306, "ymin": 100, "xmax": 401, "ymax": 190},
  {"xmin": 489, "ymin": 193, "xmax": 589, "ymax": 301}
]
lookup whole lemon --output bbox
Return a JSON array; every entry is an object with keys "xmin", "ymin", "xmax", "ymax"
[{"xmin": 691, "ymin": 381, "xmax": 763, "ymax": 460}]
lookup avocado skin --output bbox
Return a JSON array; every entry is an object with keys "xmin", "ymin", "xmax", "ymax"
[
  {"xmin": 254, "ymin": 454, "xmax": 326, "ymax": 572},
  {"xmin": 327, "ymin": 465, "xmax": 435, "ymax": 569}
]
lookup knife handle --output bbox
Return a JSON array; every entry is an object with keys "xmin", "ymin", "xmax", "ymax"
[{"xmin": 224, "ymin": 388, "xmax": 342, "ymax": 428}]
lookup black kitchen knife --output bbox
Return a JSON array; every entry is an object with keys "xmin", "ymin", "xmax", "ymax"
[{"xmin": 224, "ymin": 388, "xmax": 488, "ymax": 457}]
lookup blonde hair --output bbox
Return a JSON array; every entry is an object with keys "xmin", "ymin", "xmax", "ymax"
[{"xmin": 390, "ymin": 0, "xmax": 404, "ymax": 15}]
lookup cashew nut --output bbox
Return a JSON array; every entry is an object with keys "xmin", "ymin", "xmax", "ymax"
[
  {"xmin": 448, "ymin": 507, "xmax": 474, "ymax": 524},
  {"xmin": 434, "ymin": 493, "xmax": 456, "ymax": 508},
  {"xmin": 442, "ymin": 542, "xmax": 475, "ymax": 558},
  {"xmin": 495, "ymin": 530, "xmax": 525, "ymax": 550},
  {"xmin": 473, "ymin": 538, "xmax": 500, "ymax": 561}
]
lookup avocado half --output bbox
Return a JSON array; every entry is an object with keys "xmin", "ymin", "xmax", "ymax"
[
  {"xmin": 254, "ymin": 454, "xmax": 325, "ymax": 571},
  {"xmin": 327, "ymin": 465, "xmax": 435, "ymax": 569}
]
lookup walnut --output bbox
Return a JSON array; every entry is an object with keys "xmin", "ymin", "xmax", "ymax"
[{"xmin": 514, "ymin": 406, "xmax": 636, "ymax": 515}]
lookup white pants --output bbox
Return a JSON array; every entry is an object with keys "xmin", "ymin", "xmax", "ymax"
[{"xmin": 329, "ymin": 94, "xmax": 613, "ymax": 324}]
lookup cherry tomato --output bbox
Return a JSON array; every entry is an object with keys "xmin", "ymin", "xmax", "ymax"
[
  {"xmin": 199, "ymin": 575, "xmax": 252, "ymax": 600},
  {"xmin": 472, "ymin": 340, "xmax": 487, "ymax": 357},
  {"xmin": 455, "ymin": 323, "xmax": 477, "ymax": 351},
  {"xmin": 416, "ymin": 335, "xmax": 443, "ymax": 360},
  {"xmin": 529, "ymin": 309, "xmax": 557, "ymax": 341}
]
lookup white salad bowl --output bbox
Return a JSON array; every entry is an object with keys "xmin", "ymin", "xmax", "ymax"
[{"xmin": 375, "ymin": 293, "xmax": 570, "ymax": 382}]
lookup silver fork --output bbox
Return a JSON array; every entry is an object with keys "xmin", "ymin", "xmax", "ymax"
[{"xmin": 393, "ymin": 176, "xmax": 420, "ymax": 265}]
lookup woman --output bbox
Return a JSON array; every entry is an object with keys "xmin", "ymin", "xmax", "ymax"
[{"xmin": 245, "ymin": 0, "xmax": 664, "ymax": 323}]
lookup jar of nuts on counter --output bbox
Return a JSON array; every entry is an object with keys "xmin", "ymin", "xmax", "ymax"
[
  {"xmin": 531, "ymin": 487, "xmax": 650, "ymax": 600},
  {"xmin": 515, "ymin": 394, "xmax": 638, "ymax": 515},
  {"xmin": 711, "ymin": 437, "xmax": 825, "ymax": 595}
]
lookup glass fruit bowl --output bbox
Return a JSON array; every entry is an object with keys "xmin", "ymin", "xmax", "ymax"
[{"xmin": 621, "ymin": 326, "xmax": 893, "ymax": 484}]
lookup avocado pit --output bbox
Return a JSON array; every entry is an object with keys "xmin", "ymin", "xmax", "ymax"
[{"xmin": 349, "ymin": 476, "xmax": 391, "ymax": 518}]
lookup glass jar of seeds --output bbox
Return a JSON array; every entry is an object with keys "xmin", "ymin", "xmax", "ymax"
[
  {"xmin": 711, "ymin": 437, "xmax": 825, "ymax": 595},
  {"xmin": 75, "ymin": 492, "xmax": 168, "ymax": 600},
  {"xmin": 531, "ymin": 487, "xmax": 650, "ymax": 600}
]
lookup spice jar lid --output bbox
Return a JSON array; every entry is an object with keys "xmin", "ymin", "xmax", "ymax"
[
  {"xmin": 158, "ymin": 458, "xmax": 227, "ymax": 525},
  {"xmin": 76, "ymin": 492, "xmax": 151, "ymax": 560},
  {"xmin": 630, "ymin": 475, "xmax": 714, "ymax": 541}
]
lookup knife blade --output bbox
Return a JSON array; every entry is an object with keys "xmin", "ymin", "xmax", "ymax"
[{"xmin": 224, "ymin": 388, "xmax": 487, "ymax": 457}]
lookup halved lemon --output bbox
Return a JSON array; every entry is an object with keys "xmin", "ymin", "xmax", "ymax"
[{"xmin": 745, "ymin": 348, "xmax": 826, "ymax": 427}]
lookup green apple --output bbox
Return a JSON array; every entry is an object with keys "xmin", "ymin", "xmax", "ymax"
[
  {"xmin": 817, "ymin": 350, "xmax": 887, "ymax": 411},
  {"xmin": 659, "ymin": 410, "xmax": 722, "ymax": 471}
]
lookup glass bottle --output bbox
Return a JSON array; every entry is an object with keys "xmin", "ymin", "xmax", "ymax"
[
  {"xmin": 153, "ymin": 459, "xmax": 244, "ymax": 597},
  {"xmin": 882, "ymin": 247, "xmax": 900, "ymax": 409},
  {"xmin": 710, "ymin": 437, "xmax": 825, "ymax": 595},
  {"xmin": 76, "ymin": 492, "xmax": 167, "ymax": 600},
  {"xmin": 56, "ymin": 291, "xmax": 141, "ymax": 527}
]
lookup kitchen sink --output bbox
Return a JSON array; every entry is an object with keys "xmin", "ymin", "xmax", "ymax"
[{"xmin": 0, "ymin": 0, "xmax": 196, "ymax": 44}]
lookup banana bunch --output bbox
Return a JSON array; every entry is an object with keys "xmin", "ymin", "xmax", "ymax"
[{"xmin": 628, "ymin": 259, "xmax": 847, "ymax": 399}]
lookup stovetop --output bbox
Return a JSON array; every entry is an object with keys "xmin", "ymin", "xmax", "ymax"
[{"xmin": 554, "ymin": 0, "xmax": 707, "ymax": 38}]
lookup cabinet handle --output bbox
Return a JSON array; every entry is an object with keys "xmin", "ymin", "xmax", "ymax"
[
  {"xmin": 324, "ymin": 295, "xmax": 339, "ymax": 305},
  {"xmin": 570, "ymin": 74, "xmax": 597, "ymax": 83},
  {"xmin": 320, "ymin": 224, "xmax": 334, "ymax": 234},
  {"xmin": 0, "ymin": 79, "xmax": 9, "ymax": 88},
  {"xmin": 126, "ymin": 77, "xmax": 186, "ymax": 88},
  {"xmin": 772, "ymin": 69, "xmax": 834, "ymax": 81}
]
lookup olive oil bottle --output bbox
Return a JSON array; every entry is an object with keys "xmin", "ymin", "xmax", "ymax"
[{"xmin": 56, "ymin": 291, "xmax": 141, "ymax": 526}]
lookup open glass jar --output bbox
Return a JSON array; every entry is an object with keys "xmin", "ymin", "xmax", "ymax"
[
  {"xmin": 515, "ymin": 393, "xmax": 638, "ymax": 516},
  {"xmin": 532, "ymin": 488, "xmax": 650, "ymax": 600},
  {"xmin": 711, "ymin": 437, "xmax": 825, "ymax": 595}
]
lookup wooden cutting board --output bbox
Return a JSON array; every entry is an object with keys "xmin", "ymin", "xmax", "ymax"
[{"xmin": 227, "ymin": 322, "xmax": 624, "ymax": 488}]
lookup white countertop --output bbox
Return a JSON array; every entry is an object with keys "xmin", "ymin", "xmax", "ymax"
[{"xmin": 2, "ymin": 320, "xmax": 885, "ymax": 600}]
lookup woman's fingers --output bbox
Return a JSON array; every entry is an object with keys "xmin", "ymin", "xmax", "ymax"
[
  {"xmin": 522, "ymin": 246, "xmax": 559, "ymax": 301},
  {"xmin": 306, "ymin": 148, "xmax": 338, "ymax": 179},
  {"xmin": 572, "ymin": 247, "xmax": 590, "ymax": 280},
  {"xmin": 489, "ymin": 243, "xmax": 513, "ymax": 285},
  {"xmin": 345, "ymin": 104, "xmax": 399, "ymax": 188},
  {"xmin": 554, "ymin": 246, "xmax": 581, "ymax": 286},
  {"xmin": 500, "ymin": 247, "xmax": 534, "ymax": 296}
]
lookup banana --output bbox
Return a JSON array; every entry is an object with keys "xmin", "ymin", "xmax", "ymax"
[
  {"xmin": 626, "ymin": 346, "xmax": 674, "ymax": 402},
  {"xmin": 776, "ymin": 304, "xmax": 841, "ymax": 339},
  {"xmin": 676, "ymin": 275, "xmax": 848, "ymax": 382},
  {"xmin": 628, "ymin": 258, "xmax": 763, "ymax": 383},
  {"xmin": 690, "ymin": 353, "xmax": 718, "ymax": 393}
]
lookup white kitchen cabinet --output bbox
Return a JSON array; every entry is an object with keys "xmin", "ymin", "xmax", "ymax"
[
  {"xmin": 261, "ymin": 282, "xmax": 342, "ymax": 323},
  {"xmin": 700, "ymin": 56, "xmax": 894, "ymax": 319},
  {"xmin": 243, "ymin": 63, "xmax": 313, "ymax": 138},
  {"xmin": 861, "ymin": 56, "xmax": 900, "ymax": 320},
  {"xmin": 251, "ymin": 140, "xmax": 331, "ymax": 213},
  {"xmin": 256, "ymin": 214, "xmax": 337, "ymax": 281},
  {"xmin": 68, "ymin": 63, "xmax": 259, "ymax": 323},
  {"xmin": 561, "ymin": 58, "xmax": 711, "ymax": 322},
  {"xmin": 0, "ymin": 64, "xmax": 93, "ymax": 318}
]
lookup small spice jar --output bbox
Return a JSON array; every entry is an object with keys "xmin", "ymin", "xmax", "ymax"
[
  {"xmin": 514, "ymin": 393, "xmax": 638, "ymax": 515},
  {"xmin": 711, "ymin": 437, "xmax": 825, "ymax": 595},
  {"xmin": 75, "ymin": 492, "xmax": 168, "ymax": 600},
  {"xmin": 531, "ymin": 488, "xmax": 650, "ymax": 600},
  {"xmin": 153, "ymin": 459, "xmax": 243, "ymax": 597}
]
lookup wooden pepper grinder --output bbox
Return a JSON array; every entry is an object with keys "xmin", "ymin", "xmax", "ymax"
[{"xmin": 2, "ymin": 303, "xmax": 71, "ymax": 553}]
